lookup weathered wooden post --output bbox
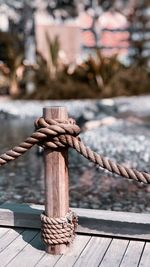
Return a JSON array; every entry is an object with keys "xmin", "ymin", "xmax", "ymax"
[{"xmin": 43, "ymin": 107, "xmax": 69, "ymax": 254}]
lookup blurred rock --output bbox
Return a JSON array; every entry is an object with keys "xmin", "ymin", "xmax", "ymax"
[
  {"xmin": 83, "ymin": 116, "xmax": 117, "ymax": 131},
  {"xmin": 0, "ymin": 110, "xmax": 17, "ymax": 119}
]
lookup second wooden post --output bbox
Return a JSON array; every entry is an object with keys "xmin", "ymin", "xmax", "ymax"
[{"xmin": 43, "ymin": 106, "xmax": 69, "ymax": 254}]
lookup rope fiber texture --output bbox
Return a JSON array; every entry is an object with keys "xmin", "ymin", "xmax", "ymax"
[
  {"xmin": 1, "ymin": 116, "xmax": 150, "ymax": 246},
  {"xmin": 0, "ymin": 117, "xmax": 150, "ymax": 184},
  {"xmin": 41, "ymin": 211, "xmax": 78, "ymax": 245}
]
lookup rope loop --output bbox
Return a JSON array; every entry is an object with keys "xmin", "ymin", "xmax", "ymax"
[
  {"xmin": 41, "ymin": 211, "xmax": 78, "ymax": 245},
  {"xmin": 35, "ymin": 117, "xmax": 81, "ymax": 149},
  {"xmin": 0, "ymin": 116, "xmax": 149, "ymax": 184}
]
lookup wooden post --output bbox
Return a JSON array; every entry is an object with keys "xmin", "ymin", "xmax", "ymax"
[{"xmin": 43, "ymin": 107, "xmax": 69, "ymax": 254}]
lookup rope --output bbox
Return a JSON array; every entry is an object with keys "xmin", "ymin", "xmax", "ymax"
[
  {"xmin": 41, "ymin": 211, "xmax": 78, "ymax": 245},
  {"xmin": 1, "ymin": 116, "xmax": 150, "ymax": 247},
  {"xmin": 0, "ymin": 118, "xmax": 80, "ymax": 165},
  {"xmin": 0, "ymin": 117, "xmax": 149, "ymax": 184}
]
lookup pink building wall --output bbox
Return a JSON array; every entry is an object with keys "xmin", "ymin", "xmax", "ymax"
[
  {"xmin": 35, "ymin": 11, "xmax": 129, "ymax": 64},
  {"xmin": 35, "ymin": 23, "xmax": 81, "ymax": 64}
]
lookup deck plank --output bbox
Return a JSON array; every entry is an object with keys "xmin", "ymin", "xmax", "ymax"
[
  {"xmin": 0, "ymin": 228, "xmax": 23, "ymax": 253},
  {"xmin": 35, "ymin": 253, "xmax": 61, "ymax": 267},
  {"xmin": 0, "ymin": 229, "xmax": 38, "ymax": 267},
  {"xmin": 73, "ymin": 236, "xmax": 112, "ymax": 267},
  {"xmin": 0, "ymin": 202, "xmax": 148, "ymax": 267},
  {"xmin": 54, "ymin": 235, "xmax": 91, "ymax": 267},
  {"xmin": 99, "ymin": 238, "xmax": 129, "ymax": 267},
  {"xmin": 138, "ymin": 242, "xmax": 150, "ymax": 267},
  {"xmin": 0, "ymin": 227, "xmax": 11, "ymax": 239},
  {"xmin": 0, "ymin": 226, "xmax": 148, "ymax": 267},
  {"xmin": 120, "ymin": 240, "xmax": 145, "ymax": 267},
  {"xmin": 7, "ymin": 232, "xmax": 45, "ymax": 267}
]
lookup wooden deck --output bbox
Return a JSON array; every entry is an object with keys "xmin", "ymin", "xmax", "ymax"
[
  {"xmin": 0, "ymin": 227, "xmax": 149, "ymax": 267},
  {"xmin": 0, "ymin": 204, "xmax": 149, "ymax": 267}
]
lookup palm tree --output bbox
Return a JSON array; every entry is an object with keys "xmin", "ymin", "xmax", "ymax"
[
  {"xmin": 46, "ymin": 34, "xmax": 60, "ymax": 79},
  {"xmin": 0, "ymin": 32, "xmax": 24, "ymax": 95}
]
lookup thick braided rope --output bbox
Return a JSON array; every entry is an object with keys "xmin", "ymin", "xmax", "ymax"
[
  {"xmin": 0, "ymin": 117, "xmax": 150, "ymax": 184},
  {"xmin": 58, "ymin": 135, "xmax": 150, "ymax": 184},
  {"xmin": 0, "ymin": 117, "xmax": 80, "ymax": 165},
  {"xmin": 41, "ymin": 211, "xmax": 78, "ymax": 245}
]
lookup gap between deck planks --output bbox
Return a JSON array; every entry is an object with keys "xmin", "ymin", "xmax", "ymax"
[
  {"xmin": 0, "ymin": 203, "xmax": 149, "ymax": 241},
  {"xmin": 0, "ymin": 227, "xmax": 149, "ymax": 267}
]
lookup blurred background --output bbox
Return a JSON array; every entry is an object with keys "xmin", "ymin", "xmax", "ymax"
[
  {"xmin": 0, "ymin": 0, "xmax": 149, "ymax": 213},
  {"xmin": 0, "ymin": 0, "xmax": 149, "ymax": 98}
]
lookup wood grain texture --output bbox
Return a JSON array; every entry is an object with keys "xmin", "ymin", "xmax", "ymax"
[
  {"xmin": 138, "ymin": 242, "xmax": 150, "ymax": 267},
  {"xmin": 55, "ymin": 235, "xmax": 91, "ymax": 267},
  {"xmin": 43, "ymin": 107, "xmax": 69, "ymax": 254},
  {"xmin": 0, "ymin": 228, "xmax": 23, "ymax": 253},
  {"xmin": 0, "ymin": 204, "xmax": 150, "ymax": 241},
  {"xmin": 99, "ymin": 238, "xmax": 129, "ymax": 267},
  {"xmin": 0, "ymin": 229, "xmax": 38, "ymax": 266},
  {"xmin": 0, "ymin": 227, "xmax": 148, "ymax": 267},
  {"xmin": 120, "ymin": 240, "xmax": 145, "ymax": 267},
  {"xmin": 7, "ymin": 232, "xmax": 45, "ymax": 267},
  {"xmin": 73, "ymin": 236, "xmax": 112, "ymax": 267},
  {"xmin": 0, "ymin": 227, "xmax": 11, "ymax": 239},
  {"xmin": 36, "ymin": 253, "xmax": 61, "ymax": 267}
]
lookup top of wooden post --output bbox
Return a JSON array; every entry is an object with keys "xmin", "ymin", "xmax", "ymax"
[{"xmin": 43, "ymin": 106, "xmax": 68, "ymax": 120}]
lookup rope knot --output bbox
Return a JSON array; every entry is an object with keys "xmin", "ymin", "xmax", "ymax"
[
  {"xmin": 0, "ymin": 115, "xmax": 150, "ymax": 184},
  {"xmin": 41, "ymin": 211, "xmax": 78, "ymax": 245},
  {"xmin": 34, "ymin": 117, "xmax": 81, "ymax": 149}
]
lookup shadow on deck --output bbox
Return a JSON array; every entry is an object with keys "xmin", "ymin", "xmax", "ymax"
[{"xmin": 0, "ymin": 203, "xmax": 149, "ymax": 266}]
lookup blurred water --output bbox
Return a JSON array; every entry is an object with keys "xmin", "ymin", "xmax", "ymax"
[
  {"xmin": 0, "ymin": 116, "xmax": 149, "ymax": 213},
  {"xmin": 0, "ymin": 118, "xmax": 44, "ymax": 204}
]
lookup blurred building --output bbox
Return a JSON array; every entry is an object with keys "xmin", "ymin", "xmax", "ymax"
[
  {"xmin": 0, "ymin": 0, "xmax": 149, "ymax": 65},
  {"xmin": 35, "ymin": 16, "xmax": 81, "ymax": 64},
  {"xmin": 35, "ymin": 7, "xmax": 129, "ymax": 64},
  {"xmin": 78, "ymin": 9, "xmax": 129, "ymax": 58}
]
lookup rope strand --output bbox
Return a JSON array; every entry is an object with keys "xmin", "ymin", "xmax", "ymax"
[{"xmin": 0, "ymin": 117, "xmax": 149, "ymax": 184}]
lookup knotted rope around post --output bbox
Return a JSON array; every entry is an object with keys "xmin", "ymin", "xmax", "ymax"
[
  {"xmin": 0, "ymin": 117, "xmax": 149, "ymax": 184},
  {"xmin": 41, "ymin": 211, "xmax": 78, "ymax": 246},
  {"xmin": 0, "ymin": 115, "xmax": 150, "ymax": 247}
]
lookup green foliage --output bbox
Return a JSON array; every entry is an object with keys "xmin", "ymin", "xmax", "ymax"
[
  {"xmin": 69, "ymin": 50, "xmax": 123, "ymax": 90},
  {"xmin": 107, "ymin": 65, "xmax": 150, "ymax": 97},
  {"xmin": 0, "ymin": 32, "xmax": 24, "ymax": 95},
  {"xmin": 22, "ymin": 50, "xmax": 150, "ymax": 100},
  {"xmin": 47, "ymin": 35, "xmax": 60, "ymax": 68},
  {"xmin": 46, "ymin": 34, "xmax": 60, "ymax": 79},
  {"xmin": 0, "ymin": 32, "xmax": 24, "ymax": 71},
  {"xmin": 0, "ymin": 31, "xmax": 149, "ymax": 99}
]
